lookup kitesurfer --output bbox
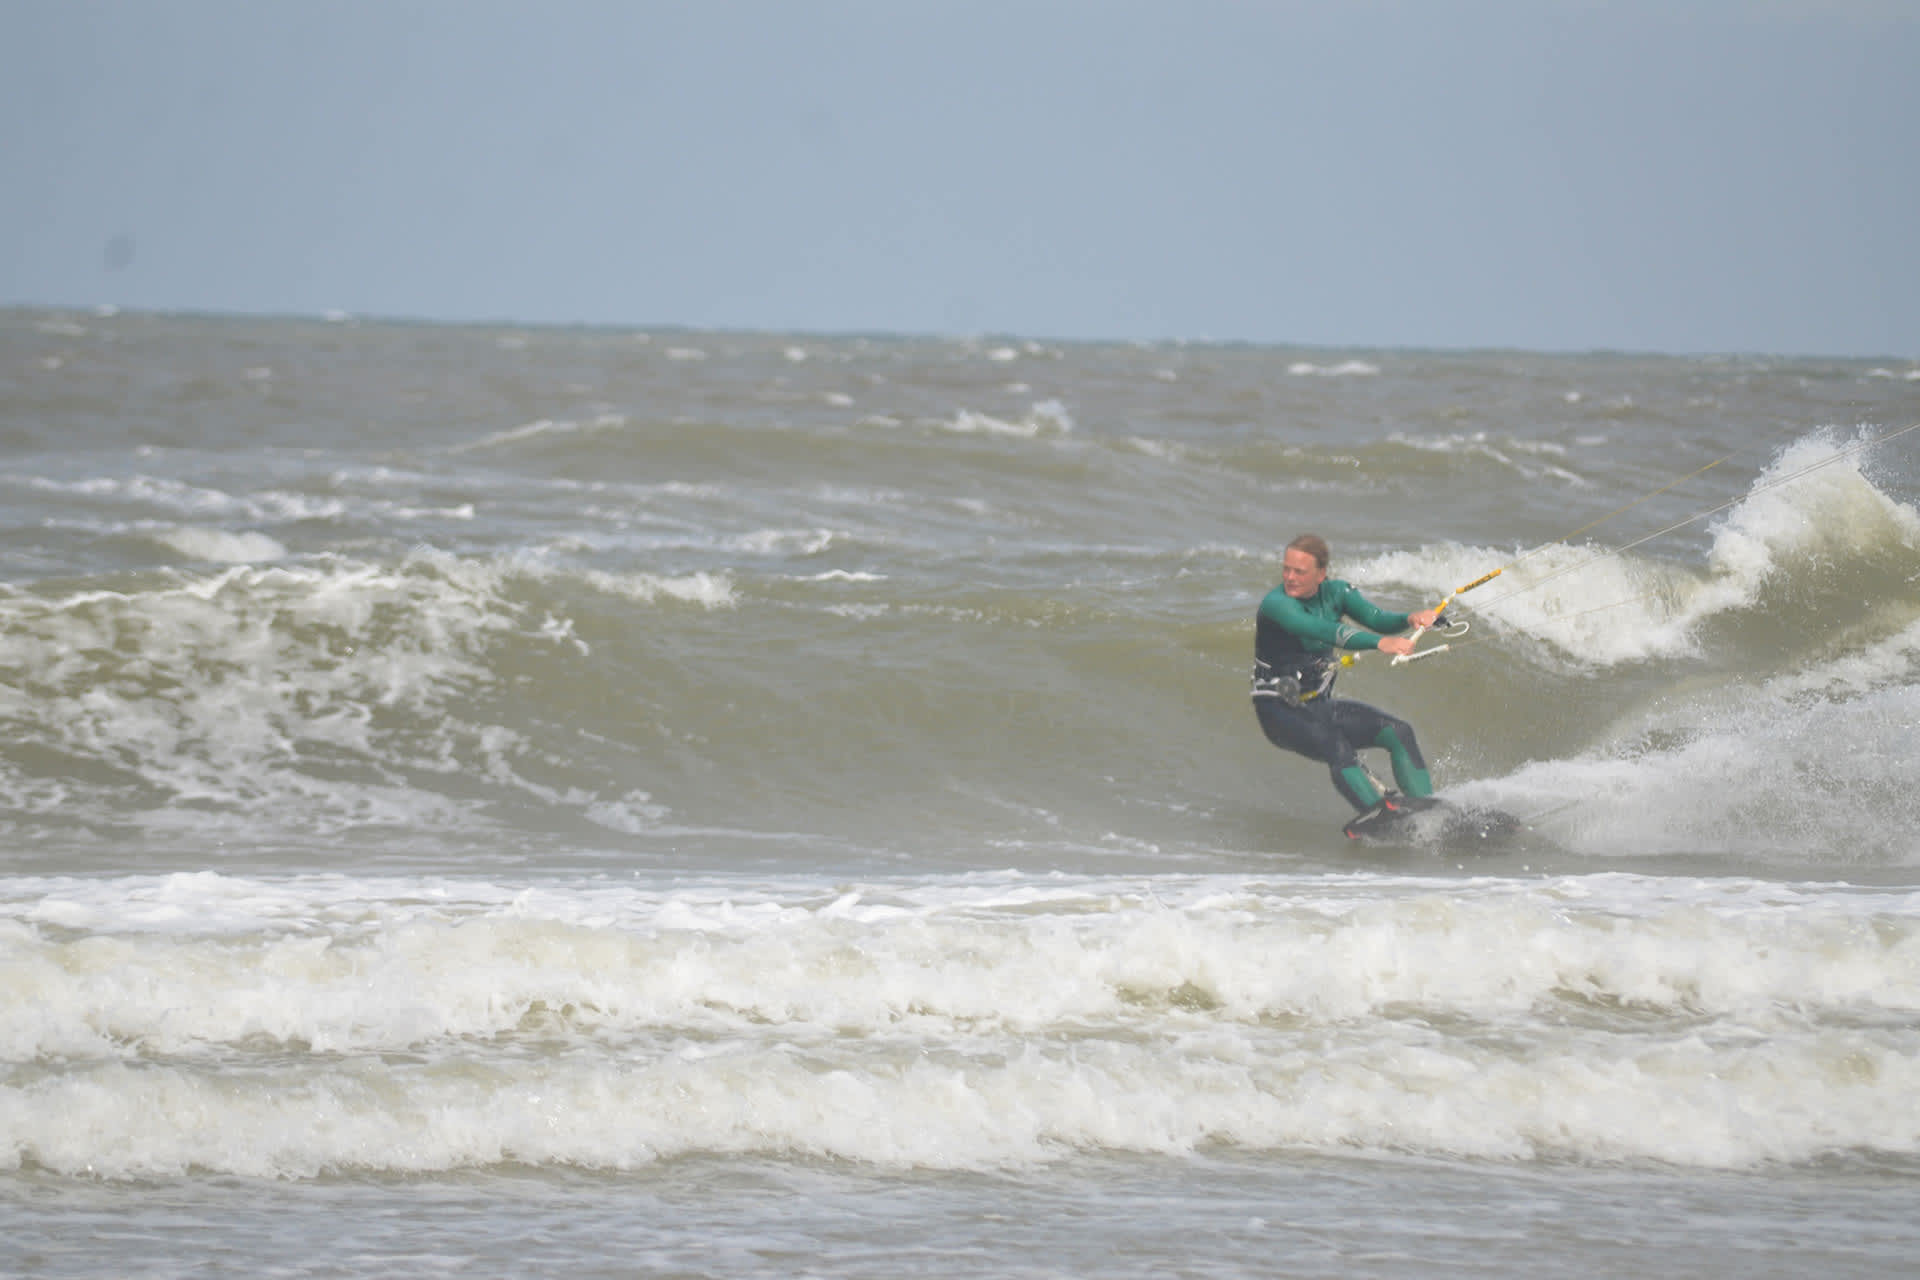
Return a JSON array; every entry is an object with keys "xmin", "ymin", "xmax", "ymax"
[{"xmin": 1252, "ymin": 534, "xmax": 1441, "ymax": 835}]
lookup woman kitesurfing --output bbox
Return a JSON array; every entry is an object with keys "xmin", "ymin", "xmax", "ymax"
[
  {"xmin": 1255, "ymin": 422, "xmax": 1920, "ymax": 842},
  {"xmin": 1250, "ymin": 533, "xmax": 1448, "ymax": 839}
]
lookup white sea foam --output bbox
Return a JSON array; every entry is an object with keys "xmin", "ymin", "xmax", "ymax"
[
  {"xmin": 9, "ymin": 1026, "xmax": 1914, "ymax": 1178},
  {"xmin": 3, "ymin": 870, "xmax": 1916, "ymax": 1176},
  {"xmin": 583, "ymin": 790, "xmax": 673, "ymax": 833},
  {"xmin": 454, "ymin": 417, "xmax": 582, "ymax": 451},
  {"xmin": 153, "ymin": 527, "xmax": 288, "ymax": 563},
  {"xmin": 29, "ymin": 473, "xmax": 241, "ymax": 516},
  {"xmin": 1362, "ymin": 540, "xmax": 1700, "ymax": 665},
  {"xmin": 1706, "ymin": 430, "xmax": 1920, "ymax": 579},
  {"xmin": 1366, "ymin": 429, "xmax": 1920, "ymax": 667},
  {"xmin": 1288, "ymin": 360, "xmax": 1380, "ymax": 377},
  {"xmin": 943, "ymin": 400, "xmax": 1074, "ymax": 438},
  {"xmin": 1124, "ymin": 436, "xmax": 1187, "ymax": 461},
  {"xmin": 576, "ymin": 567, "xmax": 737, "ymax": 608},
  {"xmin": 1765, "ymin": 610, "xmax": 1920, "ymax": 700},
  {"xmin": 726, "ymin": 528, "xmax": 837, "ymax": 557},
  {"xmin": 454, "ymin": 413, "xmax": 630, "ymax": 453},
  {"xmin": 0, "ymin": 550, "xmax": 643, "ymax": 833},
  {"xmin": 1388, "ymin": 431, "xmax": 1588, "ymax": 485},
  {"xmin": 1484, "ymin": 677, "xmax": 1920, "ymax": 864},
  {"xmin": 18, "ymin": 473, "xmax": 354, "ymax": 524},
  {"xmin": 14, "ymin": 870, "xmax": 1912, "ymax": 1049}
]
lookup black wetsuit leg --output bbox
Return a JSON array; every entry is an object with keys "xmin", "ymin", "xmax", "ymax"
[{"xmin": 1253, "ymin": 696, "xmax": 1429, "ymax": 812}]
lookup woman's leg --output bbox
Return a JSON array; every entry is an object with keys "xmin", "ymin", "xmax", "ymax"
[
  {"xmin": 1329, "ymin": 699, "xmax": 1433, "ymax": 798},
  {"xmin": 1253, "ymin": 698, "xmax": 1384, "ymax": 811}
]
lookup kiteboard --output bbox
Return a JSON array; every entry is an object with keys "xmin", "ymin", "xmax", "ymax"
[{"xmin": 1342, "ymin": 793, "xmax": 1523, "ymax": 847}]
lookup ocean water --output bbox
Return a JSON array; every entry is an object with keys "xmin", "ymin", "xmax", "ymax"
[{"xmin": 2, "ymin": 307, "xmax": 1918, "ymax": 1276}]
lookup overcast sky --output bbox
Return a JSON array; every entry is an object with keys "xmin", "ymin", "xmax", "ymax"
[{"xmin": 4, "ymin": 1, "xmax": 1917, "ymax": 356}]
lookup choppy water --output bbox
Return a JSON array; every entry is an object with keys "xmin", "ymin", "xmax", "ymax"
[{"xmin": 3, "ymin": 307, "xmax": 1919, "ymax": 1276}]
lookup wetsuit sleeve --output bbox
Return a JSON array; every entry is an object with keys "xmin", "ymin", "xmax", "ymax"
[{"xmin": 1338, "ymin": 587, "xmax": 1413, "ymax": 640}]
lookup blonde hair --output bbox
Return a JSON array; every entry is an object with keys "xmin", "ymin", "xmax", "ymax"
[{"xmin": 1286, "ymin": 533, "xmax": 1330, "ymax": 570}]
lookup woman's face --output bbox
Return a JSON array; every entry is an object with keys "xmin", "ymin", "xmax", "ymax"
[{"xmin": 1281, "ymin": 547, "xmax": 1326, "ymax": 599}]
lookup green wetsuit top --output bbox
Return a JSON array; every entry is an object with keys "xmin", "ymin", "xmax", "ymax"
[{"xmin": 1255, "ymin": 579, "xmax": 1412, "ymax": 692}]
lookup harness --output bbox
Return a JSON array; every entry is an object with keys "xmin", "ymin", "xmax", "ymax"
[
  {"xmin": 1251, "ymin": 615, "xmax": 1469, "ymax": 707},
  {"xmin": 1250, "ymin": 657, "xmax": 1339, "ymax": 707}
]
